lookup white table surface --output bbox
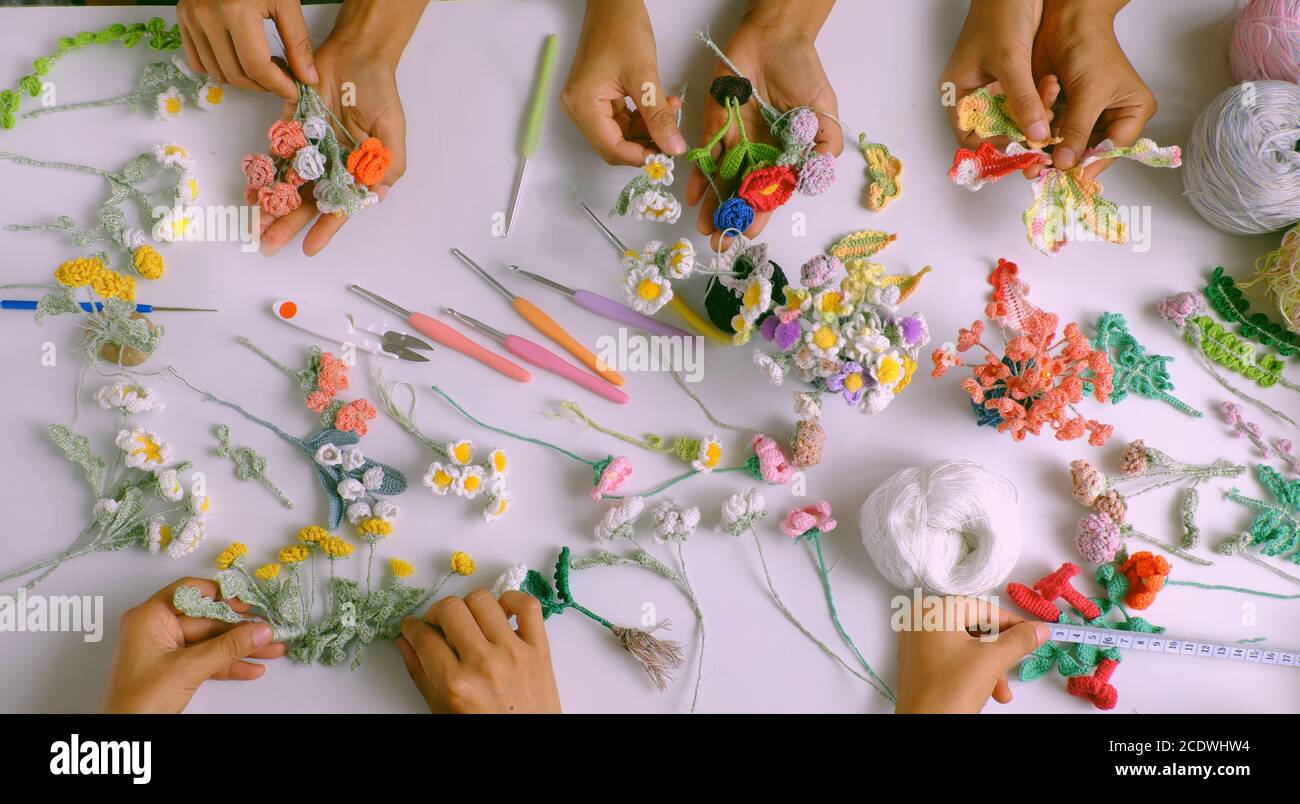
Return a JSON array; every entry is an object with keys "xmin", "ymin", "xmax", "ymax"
[{"xmin": 0, "ymin": 0, "xmax": 1295, "ymax": 714}]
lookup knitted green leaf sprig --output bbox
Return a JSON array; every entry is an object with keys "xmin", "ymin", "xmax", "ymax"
[
  {"xmin": 1204, "ymin": 266, "xmax": 1300, "ymax": 357},
  {"xmin": 1226, "ymin": 465, "xmax": 1300, "ymax": 563},
  {"xmin": 1, "ymin": 17, "xmax": 183, "ymax": 130},
  {"xmin": 1084, "ymin": 311, "xmax": 1201, "ymax": 417}
]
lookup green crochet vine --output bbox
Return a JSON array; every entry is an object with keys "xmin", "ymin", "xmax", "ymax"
[
  {"xmin": 1204, "ymin": 266, "xmax": 1300, "ymax": 357},
  {"xmin": 1, "ymin": 17, "xmax": 182, "ymax": 130},
  {"xmin": 1187, "ymin": 315, "xmax": 1290, "ymax": 389}
]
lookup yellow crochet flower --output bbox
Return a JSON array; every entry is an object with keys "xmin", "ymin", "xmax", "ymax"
[
  {"xmin": 254, "ymin": 563, "xmax": 281, "ymax": 581},
  {"xmin": 90, "ymin": 270, "xmax": 135, "ymax": 302},
  {"xmin": 53, "ymin": 256, "xmax": 105, "ymax": 288},
  {"xmin": 450, "ymin": 551, "xmax": 476, "ymax": 576},
  {"xmin": 278, "ymin": 544, "xmax": 309, "ymax": 564},
  {"xmin": 895, "ymin": 356, "xmax": 918, "ymax": 394},
  {"xmin": 390, "ymin": 558, "xmax": 415, "ymax": 579},
  {"xmin": 297, "ymin": 525, "xmax": 328, "ymax": 543},
  {"xmin": 357, "ymin": 516, "xmax": 393, "ymax": 539},
  {"xmin": 216, "ymin": 542, "xmax": 247, "ymax": 571},
  {"xmin": 132, "ymin": 245, "xmax": 165, "ymax": 280},
  {"xmin": 320, "ymin": 536, "xmax": 354, "ymax": 560}
]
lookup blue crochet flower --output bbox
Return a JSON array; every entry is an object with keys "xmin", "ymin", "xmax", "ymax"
[{"xmin": 713, "ymin": 197, "xmax": 754, "ymax": 234}]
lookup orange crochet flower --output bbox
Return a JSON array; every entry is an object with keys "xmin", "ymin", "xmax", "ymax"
[
  {"xmin": 1120, "ymin": 551, "xmax": 1169, "ymax": 610},
  {"xmin": 335, "ymin": 398, "xmax": 377, "ymax": 436},
  {"xmin": 346, "ymin": 137, "xmax": 392, "ymax": 186}
]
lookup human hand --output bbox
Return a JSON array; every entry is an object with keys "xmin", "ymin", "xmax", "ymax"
[
  {"xmin": 894, "ymin": 596, "xmax": 1049, "ymax": 714},
  {"xmin": 1032, "ymin": 0, "xmax": 1154, "ymax": 178},
  {"xmin": 563, "ymin": 0, "xmax": 686, "ymax": 166},
  {"xmin": 396, "ymin": 589, "xmax": 562, "ymax": 714},
  {"xmin": 178, "ymin": 0, "xmax": 317, "ymax": 100},
  {"xmin": 685, "ymin": 2, "xmax": 841, "ymax": 247},
  {"xmin": 101, "ymin": 578, "xmax": 286, "ymax": 714}
]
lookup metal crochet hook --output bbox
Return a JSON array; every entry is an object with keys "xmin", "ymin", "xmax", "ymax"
[
  {"xmin": 577, "ymin": 202, "xmax": 733, "ymax": 345},
  {"xmin": 449, "ymin": 248, "xmax": 625, "ymax": 386},
  {"xmin": 443, "ymin": 307, "xmax": 628, "ymax": 405},
  {"xmin": 505, "ymin": 265, "xmax": 692, "ymax": 339}
]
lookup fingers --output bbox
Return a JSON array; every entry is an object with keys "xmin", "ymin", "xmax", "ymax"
[
  {"xmin": 212, "ymin": 659, "xmax": 267, "ymax": 682},
  {"xmin": 400, "ymin": 615, "xmax": 459, "ymax": 678},
  {"xmin": 1024, "ymin": 76, "xmax": 1062, "ymax": 178},
  {"xmin": 991, "ymin": 57, "xmax": 1051, "ymax": 145},
  {"xmin": 498, "ymin": 590, "xmax": 547, "ymax": 648},
  {"xmin": 984, "ymin": 621, "xmax": 1050, "ymax": 670},
  {"xmin": 228, "ymin": 11, "xmax": 299, "ymax": 99},
  {"xmin": 462, "ymin": 589, "xmax": 514, "ymax": 644},
  {"xmin": 260, "ymin": 194, "xmax": 319, "ymax": 256},
  {"xmin": 945, "ymin": 595, "xmax": 1026, "ymax": 633},
  {"xmin": 992, "ymin": 672, "xmax": 1013, "ymax": 704},
  {"xmin": 370, "ymin": 103, "xmax": 408, "ymax": 188},
  {"xmin": 1079, "ymin": 96, "xmax": 1156, "ymax": 180},
  {"xmin": 632, "ymin": 76, "xmax": 686, "ymax": 157},
  {"xmin": 302, "ymin": 209, "xmax": 348, "ymax": 257},
  {"xmin": 180, "ymin": 622, "xmax": 276, "ymax": 679},
  {"xmin": 424, "ymin": 596, "xmax": 490, "ymax": 656},
  {"xmin": 271, "ymin": 0, "xmax": 318, "ymax": 86},
  {"xmin": 565, "ymin": 90, "xmax": 655, "ymax": 166},
  {"xmin": 1052, "ymin": 83, "xmax": 1109, "ymax": 171},
  {"xmin": 395, "ymin": 635, "xmax": 441, "ymax": 706},
  {"xmin": 185, "ymin": 25, "xmax": 225, "ymax": 83}
]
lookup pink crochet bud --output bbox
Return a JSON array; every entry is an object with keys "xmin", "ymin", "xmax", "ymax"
[
  {"xmin": 591, "ymin": 456, "xmax": 634, "ymax": 500},
  {"xmin": 779, "ymin": 500, "xmax": 836, "ymax": 538},
  {"xmin": 751, "ymin": 434, "xmax": 793, "ymax": 485},
  {"xmin": 1076, "ymin": 512, "xmax": 1122, "ymax": 564}
]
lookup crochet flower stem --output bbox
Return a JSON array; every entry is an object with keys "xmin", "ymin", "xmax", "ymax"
[
  {"xmin": 1218, "ymin": 535, "xmax": 1300, "ymax": 585},
  {"xmin": 601, "ymin": 465, "xmax": 751, "ymax": 500},
  {"xmin": 430, "ymin": 385, "xmax": 592, "ymax": 465},
  {"xmin": 0, "ymin": 150, "xmax": 155, "ymax": 210},
  {"xmin": 1123, "ymin": 525, "xmax": 1212, "ymax": 566},
  {"xmin": 214, "ymin": 424, "xmax": 293, "ymax": 509},
  {"xmin": 1168, "ymin": 578, "xmax": 1300, "ymax": 599},
  {"xmin": 805, "ymin": 530, "xmax": 897, "ymax": 703}
]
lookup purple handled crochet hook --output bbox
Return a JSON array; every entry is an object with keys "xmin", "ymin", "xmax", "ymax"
[{"xmin": 505, "ymin": 265, "xmax": 692, "ymax": 339}]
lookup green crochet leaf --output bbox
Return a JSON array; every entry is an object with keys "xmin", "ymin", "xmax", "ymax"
[
  {"xmin": 47, "ymin": 424, "xmax": 105, "ymax": 494},
  {"xmin": 34, "ymin": 288, "xmax": 79, "ymax": 322},
  {"xmin": 1115, "ymin": 616, "xmax": 1163, "ymax": 634},
  {"xmin": 828, "ymin": 229, "xmax": 895, "ymax": 261},
  {"xmin": 1055, "ymin": 651, "xmax": 1085, "ymax": 677},
  {"xmin": 1096, "ymin": 563, "xmax": 1129, "ymax": 607},
  {"xmin": 747, "ymin": 142, "xmax": 781, "ymax": 169},
  {"xmin": 719, "ymin": 142, "xmax": 750, "ymax": 182},
  {"xmin": 103, "ymin": 486, "xmax": 143, "ymax": 542},
  {"xmin": 1018, "ymin": 653, "xmax": 1054, "ymax": 682},
  {"xmin": 686, "ymin": 147, "xmax": 717, "ymax": 176},
  {"xmin": 1230, "ymin": 464, "xmax": 1300, "ymax": 560},
  {"xmin": 1205, "ymin": 266, "xmax": 1300, "ymax": 357},
  {"xmin": 1190, "ymin": 316, "xmax": 1288, "ymax": 388},
  {"xmin": 173, "ymin": 586, "xmax": 242, "ymax": 624},
  {"xmin": 1086, "ymin": 311, "xmax": 1200, "ymax": 416},
  {"xmin": 98, "ymin": 521, "xmax": 145, "ymax": 552}
]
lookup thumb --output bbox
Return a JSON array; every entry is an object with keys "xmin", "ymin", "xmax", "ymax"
[
  {"xmin": 273, "ymin": 0, "xmax": 319, "ymax": 86},
  {"xmin": 984, "ymin": 621, "xmax": 1050, "ymax": 671},
  {"xmin": 631, "ymin": 73, "xmax": 686, "ymax": 156},
  {"xmin": 992, "ymin": 59, "xmax": 1051, "ymax": 146},
  {"xmin": 1052, "ymin": 85, "xmax": 1108, "ymax": 170},
  {"xmin": 180, "ymin": 622, "xmax": 275, "ymax": 679}
]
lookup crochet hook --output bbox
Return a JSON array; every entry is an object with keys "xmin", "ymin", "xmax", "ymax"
[
  {"xmin": 0, "ymin": 300, "xmax": 217, "ymax": 313},
  {"xmin": 505, "ymin": 33, "xmax": 560, "ymax": 237},
  {"xmin": 444, "ymin": 307, "xmax": 629, "ymax": 405},
  {"xmin": 271, "ymin": 299, "xmax": 432, "ymax": 362},
  {"xmin": 505, "ymin": 265, "xmax": 693, "ymax": 339},
  {"xmin": 450, "ymin": 248, "xmax": 625, "ymax": 386},
  {"xmin": 347, "ymin": 285, "xmax": 532, "ymax": 383},
  {"xmin": 577, "ymin": 202, "xmax": 732, "ymax": 345}
]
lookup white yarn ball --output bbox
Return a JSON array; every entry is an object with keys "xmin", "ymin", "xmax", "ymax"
[{"xmin": 859, "ymin": 460, "xmax": 1021, "ymax": 597}]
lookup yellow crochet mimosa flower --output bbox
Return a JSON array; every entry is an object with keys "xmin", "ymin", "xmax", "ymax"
[
  {"xmin": 54, "ymin": 256, "xmax": 105, "ymax": 288},
  {"xmin": 450, "ymin": 551, "xmax": 476, "ymax": 576},
  {"xmin": 216, "ymin": 542, "xmax": 247, "ymax": 570},
  {"xmin": 278, "ymin": 545, "xmax": 309, "ymax": 564},
  {"xmin": 390, "ymin": 558, "xmax": 415, "ymax": 579},
  {"xmin": 254, "ymin": 563, "xmax": 281, "ymax": 581},
  {"xmin": 297, "ymin": 525, "xmax": 328, "ymax": 543},
  {"xmin": 357, "ymin": 516, "xmax": 393, "ymax": 539},
  {"xmin": 320, "ymin": 536, "xmax": 354, "ymax": 560},
  {"xmin": 132, "ymin": 245, "xmax": 165, "ymax": 280}
]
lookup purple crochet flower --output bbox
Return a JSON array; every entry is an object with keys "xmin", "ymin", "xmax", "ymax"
[
  {"xmin": 826, "ymin": 361, "xmax": 872, "ymax": 405},
  {"xmin": 800, "ymin": 254, "xmax": 841, "ymax": 288},
  {"xmin": 796, "ymin": 152, "xmax": 836, "ymax": 196},
  {"xmin": 788, "ymin": 108, "xmax": 819, "ymax": 146},
  {"xmin": 1076, "ymin": 512, "xmax": 1122, "ymax": 564},
  {"xmin": 761, "ymin": 314, "xmax": 802, "ymax": 350},
  {"xmin": 714, "ymin": 197, "xmax": 754, "ymax": 234},
  {"xmin": 898, "ymin": 315, "xmax": 927, "ymax": 347},
  {"xmin": 1155, "ymin": 291, "xmax": 1206, "ymax": 329}
]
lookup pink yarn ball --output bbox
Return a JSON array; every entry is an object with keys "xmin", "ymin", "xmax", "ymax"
[
  {"xmin": 1230, "ymin": 0, "xmax": 1300, "ymax": 83},
  {"xmin": 1076, "ymin": 512, "xmax": 1122, "ymax": 564},
  {"xmin": 796, "ymin": 152, "xmax": 837, "ymax": 196}
]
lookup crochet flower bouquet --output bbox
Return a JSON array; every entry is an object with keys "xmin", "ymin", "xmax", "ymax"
[{"xmin": 242, "ymin": 83, "xmax": 391, "ymax": 220}]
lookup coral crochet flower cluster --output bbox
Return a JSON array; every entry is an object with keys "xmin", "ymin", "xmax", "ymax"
[
  {"xmin": 931, "ymin": 260, "xmax": 1115, "ymax": 444},
  {"xmin": 242, "ymin": 83, "xmax": 389, "ymax": 220}
]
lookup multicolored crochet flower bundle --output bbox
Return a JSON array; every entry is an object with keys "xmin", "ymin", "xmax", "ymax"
[
  {"xmin": 931, "ymin": 259, "xmax": 1115, "ymax": 444},
  {"xmin": 688, "ymin": 72, "xmax": 836, "ymax": 235},
  {"xmin": 242, "ymin": 83, "xmax": 391, "ymax": 219},
  {"xmin": 1007, "ymin": 561, "xmax": 1166, "ymax": 710},
  {"xmin": 611, "ymin": 153, "xmax": 683, "ymax": 224},
  {"xmin": 948, "ymin": 88, "xmax": 1182, "ymax": 256},
  {"xmin": 0, "ymin": 382, "xmax": 210, "ymax": 591},
  {"xmin": 174, "ymin": 541, "xmax": 478, "ymax": 669}
]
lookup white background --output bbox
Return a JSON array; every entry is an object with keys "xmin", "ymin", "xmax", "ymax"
[{"xmin": 0, "ymin": 0, "xmax": 1295, "ymax": 714}]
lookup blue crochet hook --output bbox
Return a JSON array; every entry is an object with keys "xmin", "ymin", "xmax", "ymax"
[{"xmin": 0, "ymin": 300, "xmax": 217, "ymax": 313}]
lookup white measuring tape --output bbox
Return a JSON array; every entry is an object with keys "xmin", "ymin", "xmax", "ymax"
[{"xmin": 1047, "ymin": 623, "xmax": 1300, "ymax": 667}]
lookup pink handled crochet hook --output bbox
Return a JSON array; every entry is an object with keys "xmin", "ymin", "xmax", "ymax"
[
  {"xmin": 444, "ymin": 308, "xmax": 629, "ymax": 405},
  {"xmin": 505, "ymin": 265, "xmax": 693, "ymax": 339}
]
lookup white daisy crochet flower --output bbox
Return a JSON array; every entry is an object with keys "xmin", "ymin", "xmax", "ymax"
[
  {"xmin": 738, "ymin": 274, "xmax": 773, "ymax": 323},
  {"xmin": 872, "ymin": 350, "xmax": 907, "ymax": 391},
  {"xmin": 423, "ymin": 461, "xmax": 458, "ymax": 496},
  {"xmin": 851, "ymin": 327, "xmax": 891, "ymax": 359},
  {"xmin": 633, "ymin": 189, "xmax": 682, "ymax": 224},
  {"xmin": 455, "ymin": 465, "xmax": 487, "ymax": 499},
  {"xmin": 794, "ymin": 392, "xmax": 822, "ymax": 421},
  {"xmin": 155, "ymin": 468, "xmax": 184, "ymax": 502},
  {"xmin": 152, "ymin": 143, "xmax": 192, "ymax": 169},
  {"xmin": 362, "ymin": 466, "xmax": 386, "ymax": 490},
  {"xmin": 446, "ymin": 439, "xmax": 474, "ymax": 465},
  {"xmin": 188, "ymin": 494, "xmax": 212, "ymax": 521},
  {"xmin": 812, "ymin": 287, "xmax": 852, "ymax": 320},
  {"xmin": 491, "ymin": 563, "xmax": 529, "ymax": 596},
  {"xmin": 146, "ymin": 516, "xmax": 169, "ymax": 556},
  {"xmin": 720, "ymin": 488, "xmax": 767, "ymax": 535},
  {"xmin": 337, "ymin": 477, "xmax": 365, "ymax": 501},
  {"xmin": 176, "ymin": 172, "xmax": 200, "ymax": 206},
  {"xmin": 95, "ymin": 382, "xmax": 163, "ymax": 415},
  {"xmin": 314, "ymin": 443, "xmax": 343, "ymax": 467},
  {"xmin": 860, "ymin": 386, "xmax": 895, "ymax": 415},
  {"xmin": 346, "ymin": 501, "xmax": 372, "ymax": 525},
  {"xmin": 195, "ymin": 78, "xmax": 224, "ymax": 110},
  {"xmin": 665, "ymin": 239, "xmax": 696, "ymax": 279},
  {"xmin": 116, "ymin": 428, "xmax": 172, "ymax": 471},
  {"xmin": 804, "ymin": 320, "xmax": 845, "ymax": 361},
  {"xmin": 624, "ymin": 265, "xmax": 673, "ymax": 314},
  {"xmin": 487, "ymin": 448, "xmax": 508, "ymax": 479},
  {"xmin": 650, "ymin": 500, "xmax": 700, "ymax": 544},
  {"xmin": 483, "ymin": 488, "xmax": 513, "ymax": 522},
  {"xmin": 341, "ymin": 447, "xmax": 366, "ymax": 472},
  {"xmin": 692, "ymin": 435, "xmax": 723, "ymax": 473},
  {"xmin": 641, "ymin": 153, "xmax": 675, "ymax": 185},
  {"xmin": 153, "ymin": 205, "xmax": 199, "ymax": 242},
  {"xmin": 754, "ymin": 351, "xmax": 785, "ymax": 386},
  {"xmin": 93, "ymin": 498, "xmax": 120, "ymax": 522},
  {"xmin": 155, "ymin": 86, "xmax": 184, "ymax": 120},
  {"xmin": 166, "ymin": 518, "xmax": 205, "ymax": 559},
  {"xmin": 373, "ymin": 499, "xmax": 399, "ymax": 522},
  {"xmin": 595, "ymin": 496, "xmax": 644, "ymax": 542},
  {"xmin": 122, "ymin": 227, "xmax": 150, "ymax": 250}
]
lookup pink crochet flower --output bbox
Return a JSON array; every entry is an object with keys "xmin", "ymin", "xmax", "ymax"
[
  {"xmin": 1155, "ymin": 291, "xmax": 1205, "ymax": 329},
  {"xmin": 1119, "ymin": 439, "xmax": 1148, "ymax": 476},
  {"xmin": 1076, "ymin": 512, "xmax": 1122, "ymax": 564},
  {"xmin": 268, "ymin": 120, "xmax": 308, "ymax": 158},
  {"xmin": 591, "ymin": 456, "xmax": 634, "ymax": 500},
  {"xmin": 788, "ymin": 108, "xmax": 819, "ymax": 145},
  {"xmin": 305, "ymin": 390, "xmax": 332, "ymax": 413},
  {"xmin": 779, "ymin": 500, "xmax": 837, "ymax": 538},
  {"xmin": 800, "ymin": 254, "xmax": 841, "ymax": 288},
  {"xmin": 795, "ymin": 152, "xmax": 836, "ymax": 196},
  {"xmin": 258, "ymin": 181, "xmax": 302, "ymax": 217},
  {"xmin": 751, "ymin": 434, "xmax": 793, "ymax": 485},
  {"xmin": 283, "ymin": 167, "xmax": 307, "ymax": 188},
  {"xmin": 334, "ymin": 399, "xmax": 377, "ymax": 436},
  {"xmin": 241, "ymin": 153, "xmax": 275, "ymax": 190},
  {"xmin": 317, "ymin": 353, "xmax": 350, "ymax": 395},
  {"xmin": 1069, "ymin": 459, "xmax": 1106, "ymax": 505}
]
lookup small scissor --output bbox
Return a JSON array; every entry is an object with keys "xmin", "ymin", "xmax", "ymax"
[{"xmin": 271, "ymin": 299, "xmax": 434, "ymax": 362}]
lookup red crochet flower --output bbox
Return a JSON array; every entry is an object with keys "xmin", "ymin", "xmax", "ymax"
[
  {"xmin": 268, "ymin": 120, "xmax": 308, "ymax": 158},
  {"xmin": 737, "ymin": 165, "xmax": 797, "ymax": 212},
  {"xmin": 346, "ymin": 137, "xmax": 392, "ymax": 186}
]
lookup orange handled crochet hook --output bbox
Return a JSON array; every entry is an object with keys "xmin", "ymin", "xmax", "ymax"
[{"xmin": 450, "ymin": 248, "xmax": 625, "ymax": 386}]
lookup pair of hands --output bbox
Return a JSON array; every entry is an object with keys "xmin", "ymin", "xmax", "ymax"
[
  {"xmin": 177, "ymin": 0, "xmax": 412, "ymax": 256},
  {"xmin": 563, "ymin": 0, "xmax": 841, "ymax": 246},
  {"xmin": 941, "ymin": 0, "xmax": 1155, "ymax": 180},
  {"xmin": 102, "ymin": 577, "xmax": 560, "ymax": 714}
]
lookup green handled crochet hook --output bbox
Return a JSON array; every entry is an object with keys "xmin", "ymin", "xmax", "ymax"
[{"xmin": 505, "ymin": 33, "xmax": 559, "ymax": 238}]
